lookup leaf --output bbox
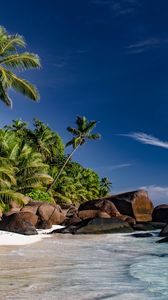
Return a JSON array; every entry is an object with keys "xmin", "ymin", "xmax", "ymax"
[
  {"xmin": 0, "ymin": 82, "xmax": 12, "ymax": 107},
  {"xmin": 0, "ymin": 34, "xmax": 26, "ymax": 56},
  {"xmin": 0, "ymin": 52, "xmax": 41, "ymax": 71}
]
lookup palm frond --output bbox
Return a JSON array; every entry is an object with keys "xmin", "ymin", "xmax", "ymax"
[
  {"xmin": 0, "ymin": 166, "xmax": 16, "ymax": 185},
  {"xmin": 11, "ymin": 74, "xmax": 40, "ymax": 101},
  {"xmin": 0, "ymin": 82, "xmax": 12, "ymax": 107},
  {"xmin": 76, "ymin": 116, "xmax": 87, "ymax": 131},
  {"xmin": 65, "ymin": 140, "xmax": 73, "ymax": 147},
  {"xmin": 87, "ymin": 133, "xmax": 101, "ymax": 140},
  {"xmin": 85, "ymin": 120, "xmax": 97, "ymax": 133},
  {"xmin": 0, "ymin": 34, "xmax": 26, "ymax": 56},
  {"xmin": 66, "ymin": 126, "xmax": 79, "ymax": 135},
  {"xmin": 0, "ymin": 53, "xmax": 41, "ymax": 71},
  {"xmin": 0, "ymin": 190, "xmax": 28, "ymax": 206},
  {"xmin": 0, "ymin": 67, "xmax": 40, "ymax": 101}
]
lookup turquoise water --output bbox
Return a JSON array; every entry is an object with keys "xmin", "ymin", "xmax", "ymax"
[{"xmin": 0, "ymin": 232, "xmax": 167, "ymax": 300}]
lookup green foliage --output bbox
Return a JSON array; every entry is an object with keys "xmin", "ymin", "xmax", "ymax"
[
  {"xmin": 0, "ymin": 26, "xmax": 41, "ymax": 107},
  {"xmin": 66, "ymin": 115, "xmax": 101, "ymax": 148},
  {"xmin": 0, "ymin": 117, "xmax": 111, "ymax": 207},
  {"xmin": 26, "ymin": 190, "xmax": 54, "ymax": 203},
  {"xmin": 99, "ymin": 177, "xmax": 112, "ymax": 197},
  {"xmin": 48, "ymin": 115, "xmax": 101, "ymax": 190}
]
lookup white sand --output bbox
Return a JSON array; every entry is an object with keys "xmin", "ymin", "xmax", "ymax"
[{"xmin": 0, "ymin": 225, "xmax": 64, "ymax": 246}]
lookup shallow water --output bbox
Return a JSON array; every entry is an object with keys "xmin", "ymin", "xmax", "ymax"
[{"xmin": 0, "ymin": 232, "xmax": 167, "ymax": 300}]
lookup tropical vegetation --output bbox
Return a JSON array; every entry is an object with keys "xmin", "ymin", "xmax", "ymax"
[
  {"xmin": 0, "ymin": 117, "xmax": 112, "ymax": 212},
  {"xmin": 0, "ymin": 26, "xmax": 40, "ymax": 107}
]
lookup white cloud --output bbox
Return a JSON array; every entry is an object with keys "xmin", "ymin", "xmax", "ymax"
[
  {"xmin": 90, "ymin": 0, "xmax": 139, "ymax": 16},
  {"xmin": 125, "ymin": 132, "xmax": 168, "ymax": 149},
  {"xmin": 125, "ymin": 38, "xmax": 168, "ymax": 54},
  {"xmin": 126, "ymin": 38, "xmax": 160, "ymax": 49},
  {"xmin": 102, "ymin": 163, "xmax": 132, "ymax": 170},
  {"xmin": 140, "ymin": 185, "xmax": 168, "ymax": 205}
]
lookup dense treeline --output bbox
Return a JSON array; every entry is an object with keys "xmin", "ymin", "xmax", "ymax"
[{"xmin": 0, "ymin": 118, "xmax": 111, "ymax": 212}]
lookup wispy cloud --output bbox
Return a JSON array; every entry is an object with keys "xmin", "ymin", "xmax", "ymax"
[
  {"xmin": 90, "ymin": 0, "xmax": 139, "ymax": 16},
  {"xmin": 124, "ymin": 132, "xmax": 168, "ymax": 149},
  {"xmin": 100, "ymin": 163, "xmax": 132, "ymax": 171},
  {"xmin": 53, "ymin": 49, "xmax": 89, "ymax": 69},
  {"xmin": 140, "ymin": 185, "xmax": 168, "ymax": 204},
  {"xmin": 125, "ymin": 38, "xmax": 168, "ymax": 54}
]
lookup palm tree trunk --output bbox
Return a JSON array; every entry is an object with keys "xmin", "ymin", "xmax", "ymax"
[{"xmin": 47, "ymin": 144, "xmax": 80, "ymax": 192}]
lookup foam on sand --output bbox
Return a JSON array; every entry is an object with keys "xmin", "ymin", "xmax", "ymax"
[{"xmin": 0, "ymin": 225, "xmax": 64, "ymax": 246}]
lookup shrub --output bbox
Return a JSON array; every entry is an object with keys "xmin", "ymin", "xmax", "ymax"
[{"xmin": 26, "ymin": 190, "xmax": 55, "ymax": 203}]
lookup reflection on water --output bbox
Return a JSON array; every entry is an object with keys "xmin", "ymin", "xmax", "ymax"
[{"xmin": 0, "ymin": 233, "xmax": 167, "ymax": 300}]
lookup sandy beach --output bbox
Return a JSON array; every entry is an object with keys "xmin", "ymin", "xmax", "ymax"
[{"xmin": 0, "ymin": 225, "xmax": 64, "ymax": 246}]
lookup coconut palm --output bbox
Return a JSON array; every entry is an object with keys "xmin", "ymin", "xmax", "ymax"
[
  {"xmin": 48, "ymin": 116, "xmax": 101, "ymax": 191},
  {"xmin": 100, "ymin": 177, "xmax": 112, "ymax": 197},
  {"xmin": 14, "ymin": 143, "xmax": 53, "ymax": 192},
  {"xmin": 0, "ymin": 128, "xmax": 53, "ymax": 209},
  {"xmin": 0, "ymin": 26, "xmax": 41, "ymax": 107}
]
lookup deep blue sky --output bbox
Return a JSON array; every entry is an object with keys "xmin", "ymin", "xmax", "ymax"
[{"xmin": 1, "ymin": 0, "xmax": 168, "ymax": 205}]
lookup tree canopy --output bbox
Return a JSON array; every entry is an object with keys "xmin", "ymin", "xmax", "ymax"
[{"xmin": 0, "ymin": 118, "xmax": 111, "ymax": 211}]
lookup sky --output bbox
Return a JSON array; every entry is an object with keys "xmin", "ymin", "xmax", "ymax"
[{"xmin": 1, "ymin": 0, "xmax": 168, "ymax": 205}]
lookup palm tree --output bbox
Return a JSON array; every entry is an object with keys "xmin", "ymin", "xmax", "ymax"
[
  {"xmin": 0, "ymin": 26, "xmax": 41, "ymax": 107},
  {"xmin": 32, "ymin": 118, "xmax": 64, "ymax": 163},
  {"xmin": 15, "ymin": 143, "xmax": 53, "ymax": 192},
  {"xmin": 47, "ymin": 116, "xmax": 101, "ymax": 191},
  {"xmin": 0, "ymin": 128, "xmax": 53, "ymax": 210},
  {"xmin": 100, "ymin": 177, "xmax": 112, "ymax": 197}
]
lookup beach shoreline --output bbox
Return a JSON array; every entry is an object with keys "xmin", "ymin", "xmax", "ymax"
[{"xmin": 0, "ymin": 225, "xmax": 64, "ymax": 246}]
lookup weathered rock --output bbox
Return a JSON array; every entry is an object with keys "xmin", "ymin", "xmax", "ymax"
[
  {"xmin": 79, "ymin": 199, "xmax": 120, "ymax": 217},
  {"xmin": 104, "ymin": 190, "xmax": 154, "ymax": 222},
  {"xmin": 0, "ymin": 212, "xmax": 38, "ymax": 235},
  {"xmin": 21, "ymin": 201, "xmax": 65, "ymax": 225},
  {"xmin": 38, "ymin": 203, "xmax": 65, "ymax": 225},
  {"xmin": 62, "ymin": 214, "xmax": 82, "ymax": 227},
  {"xmin": 117, "ymin": 215, "xmax": 136, "ymax": 225},
  {"xmin": 156, "ymin": 237, "xmax": 168, "ymax": 243},
  {"xmin": 16, "ymin": 211, "xmax": 38, "ymax": 226},
  {"xmin": 149, "ymin": 222, "xmax": 166, "ymax": 229},
  {"xmin": 65, "ymin": 205, "xmax": 78, "ymax": 217},
  {"xmin": 21, "ymin": 205, "xmax": 39, "ymax": 215},
  {"xmin": 8, "ymin": 200, "xmax": 22, "ymax": 212},
  {"xmin": 78, "ymin": 209, "xmax": 100, "ymax": 219},
  {"xmin": 132, "ymin": 222, "xmax": 155, "ymax": 231},
  {"xmin": 152, "ymin": 205, "xmax": 168, "ymax": 223},
  {"xmin": 97, "ymin": 211, "xmax": 111, "ymax": 218},
  {"xmin": 159, "ymin": 224, "xmax": 168, "ymax": 237},
  {"xmin": 36, "ymin": 220, "xmax": 52, "ymax": 229},
  {"xmin": 53, "ymin": 217, "xmax": 133, "ymax": 234},
  {"xmin": 76, "ymin": 218, "xmax": 133, "ymax": 234},
  {"xmin": 132, "ymin": 232, "xmax": 154, "ymax": 238},
  {"xmin": 5, "ymin": 210, "xmax": 21, "ymax": 217}
]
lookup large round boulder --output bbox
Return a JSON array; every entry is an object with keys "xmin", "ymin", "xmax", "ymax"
[
  {"xmin": 79, "ymin": 199, "xmax": 120, "ymax": 218},
  {"xmin": 21, "ymin": 201, "xmax": 65, "ymax": 226},
  {"xmin": 76, "ymin": 217, "xmax": 133, "ymax": 234},
  {"xmin": 105, "ymin": 190, "xmax": 154, "ymax": 222},
  {"xmin": 53, "ymin": 217, "xmax": 133, "ymax": 234},
  {"xmin": 38, "ymin": 203, "xmax": 65, "ymax": 225},
  {"xmin": 152, "ymin": 204, "xmax": 168, "ymax": 223},
  {"xmin": 0, "ymin": 212, "xmax": 38, "ymax": 235}
]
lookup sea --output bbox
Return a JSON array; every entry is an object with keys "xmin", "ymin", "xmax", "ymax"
[{"xmin": 0, "ymin": 231, "xmax": 167, "ymax": 300}]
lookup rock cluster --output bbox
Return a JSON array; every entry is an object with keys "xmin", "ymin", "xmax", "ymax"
[
  {"xmin": 54, "ymin": 190, "xmax": 157, "ymax": 235},
  {"xmin": 0, "ymin": 189, "xmax": 167, "ymax": 236},
  {"xmin": 0, "ymin": 201, "xmax": 65, "ymax": 235}
]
